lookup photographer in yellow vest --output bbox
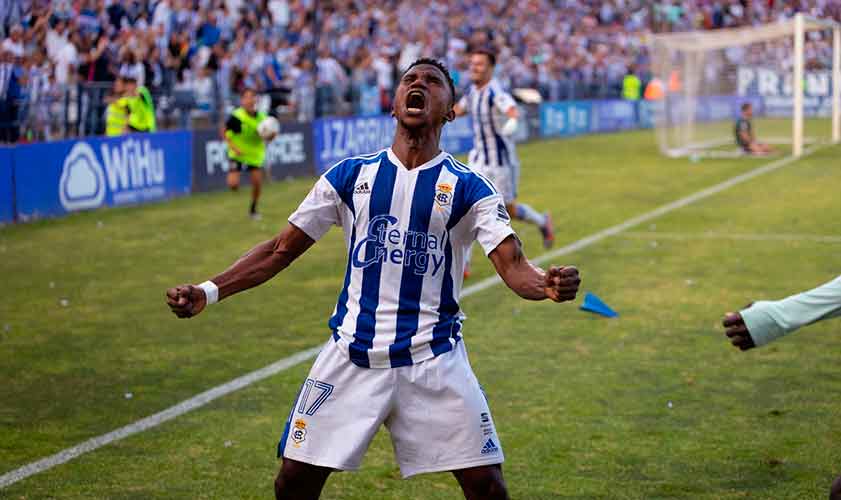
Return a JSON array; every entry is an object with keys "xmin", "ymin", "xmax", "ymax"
[
  {"xmin": 105, "ymin": 77, "xmax": 131, "ymax": 136},
  {"xmin": 120, "ymin": 76, "xmax": 156, "ymax": 133},
  {"xmin": 123, "ymin": 76, "xmax": 145, "ymax": 133},
  {"xmin": 136, "ymin": 85, "xmax": 157, "ymax": 132},
  {"xmin": 221, "ymin": 88, "xmax": 271, "ymax": 219}
]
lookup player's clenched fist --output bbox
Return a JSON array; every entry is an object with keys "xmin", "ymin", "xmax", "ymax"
[
  {"xmin": 544, "ymin": 266, "xmax": 580, "ymax": 303},
  {"xmin": 166, "ymin": 284, "xmax": 207, "ymax": 318}
]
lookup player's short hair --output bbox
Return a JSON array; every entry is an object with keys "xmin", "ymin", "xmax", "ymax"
[
  {"xmin": 404, "ymin": 57, "xmax": 456, "ymax": 104},
  {"xmin": 242, "ymin": 87, "xmax": 258, "ymax": 97},
  {"xmin": 469, "ymin": 46, "xmax": 497, "ymax": 67},
  {"xmin": 741, "ymin": 102, "xmax": 752, "ymax": 111}
]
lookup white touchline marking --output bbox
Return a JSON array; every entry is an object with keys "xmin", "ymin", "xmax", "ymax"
[
  {"xmin": 0, "ymin": 144, "xmax": 827, "ymax": 489},
  {"xmin": 0, "ymin": 346, "xmax": 322, "ymax": 489},
  {"xmin": 622, "ymin": 232, "xmax": 841, "ymax": 244}
]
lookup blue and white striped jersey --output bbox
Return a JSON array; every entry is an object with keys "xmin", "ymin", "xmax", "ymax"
[
  {"xmin": 289, "ymin": 148, "xmax": 515, "ymax": 368},
  {"xmin": 458, "ymin": 78, "xmax": 518, "ymax": 169}
]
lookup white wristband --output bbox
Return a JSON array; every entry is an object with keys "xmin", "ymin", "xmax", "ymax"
[{"xmin": 198, "ymin": 280, "xmax": 219, "ymax": 305}]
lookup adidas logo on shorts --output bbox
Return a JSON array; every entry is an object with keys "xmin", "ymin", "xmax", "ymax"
[
  {"xmin": 480, "ymin": 438, "xmax": 499, "ymax": 455},
  {"xmin": 354, "ymin": 182, "xmax": 371, "ymax": 194}
]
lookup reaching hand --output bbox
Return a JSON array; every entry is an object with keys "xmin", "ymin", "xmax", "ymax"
[
  {"xmin": 501, "ymin": 117, "xmax": 518, "ymax": 136},
  {"xmin": 722, "ymin": 308, "xmax": 756, "ymax": 351},
  {"xmin": 166, "ymin": 284, "xmax": 207, "ymax": 319},
  {"xmin": 544, "ymin": 266, "xmax": 580, "ymax": 303}
]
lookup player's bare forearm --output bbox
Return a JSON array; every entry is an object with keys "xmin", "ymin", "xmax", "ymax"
[
  {"xmin": 167, "ymin": 221, "xmax": 315, "ymax": 318},
  {"xmin": 211, "ymin": 224, "xmax": 315, "ymax": 300},
  {"xmin": 489, "ymin": 235, "xmax": 580, "ymax": 302},
  {"xmin": 453, "ymin": 103, "xmax": 467, "ymax": 117}
]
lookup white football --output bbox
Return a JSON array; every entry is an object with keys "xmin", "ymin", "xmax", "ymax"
[{"xmin": 257, "ymin": 116, "xmax": 280, "ymax": 140}]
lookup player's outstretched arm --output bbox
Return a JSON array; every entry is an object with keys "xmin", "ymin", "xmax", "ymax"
[
  {"xmin": 166, "ymin": 223, "xmax": 315, "ymax": 318},
  {"xmin": 722, "ymin": 275, "xmax": 841, "ymax": 350},
  {"xmin": 488, "ymin": 235, "xmax": 580, "ymax": 302}
]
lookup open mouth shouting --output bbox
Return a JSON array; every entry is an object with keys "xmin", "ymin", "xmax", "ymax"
[{"xmin": 406, "ymin": 89, "xmax": 426, "ymax": 115}]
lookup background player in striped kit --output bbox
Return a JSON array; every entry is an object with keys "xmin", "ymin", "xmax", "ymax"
[
  {"xmin": 453, "ymin": 47, "xmax": 555, "ymax": 278},
  {"xmin": 166, "ymin": 58, "xmax": 580, "ymax": 500}
]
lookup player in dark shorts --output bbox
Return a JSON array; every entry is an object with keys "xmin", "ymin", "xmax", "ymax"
[
  {"xmin": 221, "ymin": 88, "xmax": 271, "ymax": 219},
  {"xmin": 735, "ymin": 103, "xmax": 772, "ymax": 155}
]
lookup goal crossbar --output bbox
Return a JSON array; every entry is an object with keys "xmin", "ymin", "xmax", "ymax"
[{"xmin": 649, "ymin": 17, "xmax": 839, "ymax": 52}]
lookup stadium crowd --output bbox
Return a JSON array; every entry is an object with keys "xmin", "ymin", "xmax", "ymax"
[{"xmin": 0, "ymin": 0, "xmax": 839, "ymax": 142}]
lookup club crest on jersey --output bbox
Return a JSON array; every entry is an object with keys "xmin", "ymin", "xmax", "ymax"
[
  {"xmin": 291, "ymin": 418, "xmax": 307, "ymax": 447},
  {"xmin": 434, "ymin": 183, "xmax": 453, "ymax": 207}
]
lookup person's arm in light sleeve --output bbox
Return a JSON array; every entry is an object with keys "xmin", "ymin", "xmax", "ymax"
[{"xmin": 722, "ymin": 275, "xmax": 841, "ymax": 350}]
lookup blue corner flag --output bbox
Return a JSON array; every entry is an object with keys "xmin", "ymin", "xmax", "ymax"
[{"xmin": 579, "ymin": 292, "xmax": 619, "ymax": 318}]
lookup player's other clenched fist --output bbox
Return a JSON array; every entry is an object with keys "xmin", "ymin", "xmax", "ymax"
[
  {"xmin": 166, "ymin": 285, "xmax": 207, "ymax": 318},
  {"xmin": 544, "ymin": 266, "xmax": 580, "ymax": 303}
]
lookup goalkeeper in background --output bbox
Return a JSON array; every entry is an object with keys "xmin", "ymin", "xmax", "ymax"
[
  {"xmin": 222, "ymin": 88, "xmax": 272, "ymax": 220},
  {"xmin": 721, "ymin": 275, "xmax": 841, "ymax": 500},
  {"xmin": 735, "ymin": 102, "xmax": 773, "ymax": 155}
]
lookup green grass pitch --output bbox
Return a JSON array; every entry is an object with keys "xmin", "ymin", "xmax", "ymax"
[{"xmin": 1, "ymin": 124, "xmax": 840, "ymax": 499}]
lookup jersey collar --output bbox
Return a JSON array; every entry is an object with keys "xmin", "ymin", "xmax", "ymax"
[{"xmin": 387, "ymin": 148, "xmax": 449, "ymax": 172}]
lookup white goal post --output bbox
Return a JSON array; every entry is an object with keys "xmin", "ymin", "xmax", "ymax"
[{"xmin": 649, "ymin": 14, "xmax": 840, "ymax": 158}]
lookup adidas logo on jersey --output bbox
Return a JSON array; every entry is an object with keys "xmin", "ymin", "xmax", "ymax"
[
  {"xmin": 354, "ymin": 182, "xmax": 371, "ymax": 194},
  {"xmin": 480, "ymin": 438, "xmax": 499, "ymax": 455},
  {"xmin": 496, "ymin": 203, "xmax": 511, "ymax": 223}
]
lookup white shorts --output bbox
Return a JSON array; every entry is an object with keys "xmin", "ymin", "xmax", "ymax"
[
  {"xmin": 468, "ymin": 150, "xmax": 519, "ymax": 204},
  {"xmin": 277, "ymin": 339, "xmax": 504, "ymax": 478}
]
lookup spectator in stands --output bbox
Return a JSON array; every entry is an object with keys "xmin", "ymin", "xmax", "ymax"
[
  {"xmin": 0, "ymin": 47, "xmax": 22, "ymax": 143},
  {"xmin": 118, "ymin": 47, "xmax": 145, "ymax": 87},
  {"xmin": 20, "ymin": 49, "xmax": 51, "ymax": 141},
  {"xmin": 315, "ymin": 44, "xmax": 348, "ymax": 116},
  {"xmin": 144, "ymin": 45, "xmax": 166, "ymax": 96},
  {"xmin": 2, "ymin": 25, "xmax": 24, "ymax": 59},
  {"xmin": 104, "ymin": 76, "xmax": 130, "ymax": 136},
  {"xmin": 197, "ymin": 11, "xmax": 222, "ymax": 48},
  {"xmin": 77, "ymin": 33, "xmax": 112, "ymax": 83},
  {"xmin": 52, "ymin": 28, "xmax": 79, "ymax": 86}
]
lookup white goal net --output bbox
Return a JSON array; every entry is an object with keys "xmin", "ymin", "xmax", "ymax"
[{"xmin": 649, "ymin": 14, "xmax": 840, "ymax": 158}]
